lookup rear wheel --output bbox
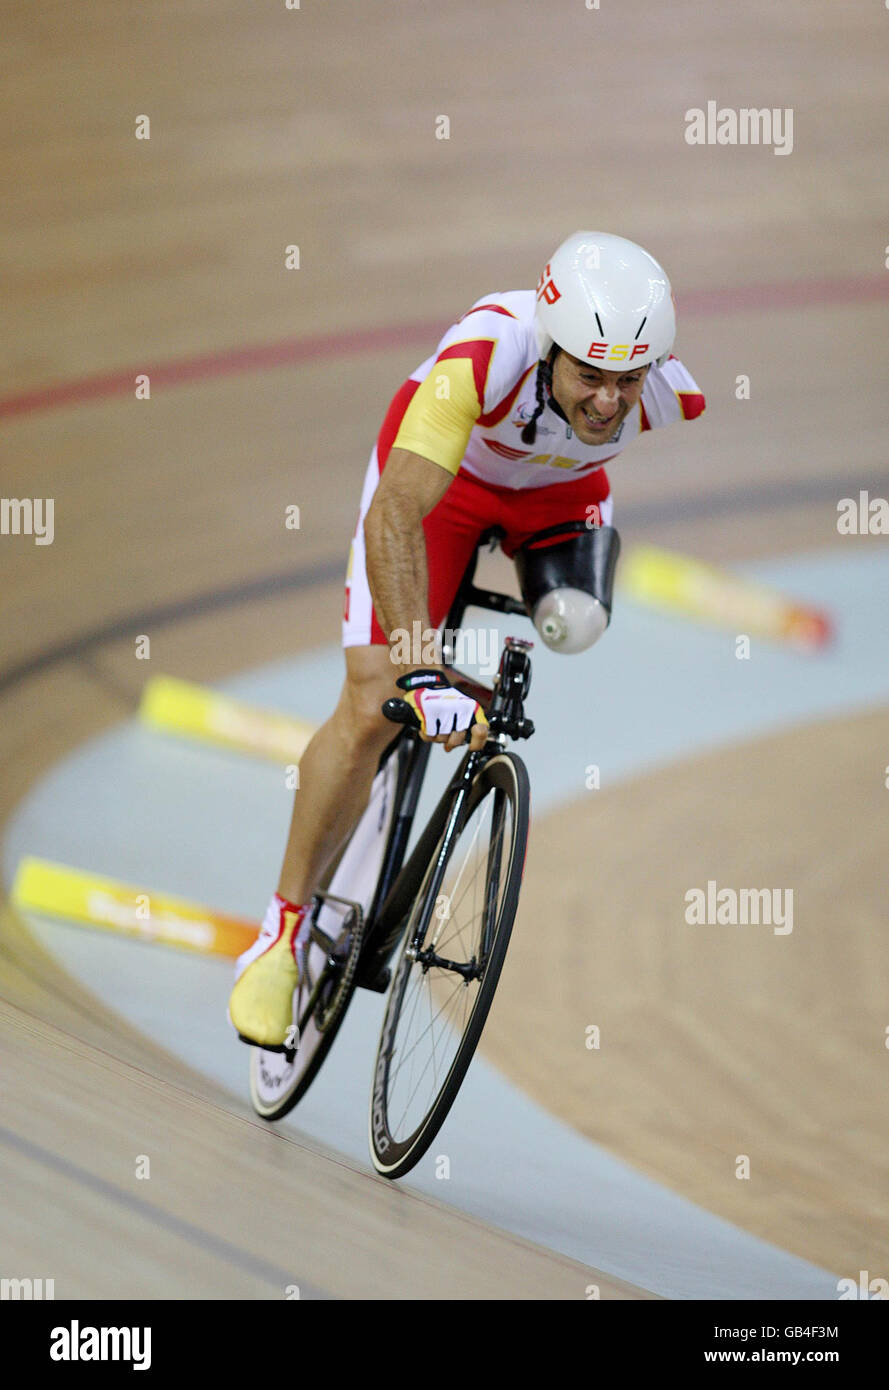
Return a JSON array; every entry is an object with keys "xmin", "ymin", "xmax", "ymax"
[
  {"xmin": 369, "ymin": 752, "xmax": 529, "ymax": 1179},
  {"xmin": 249, "ymin": 898, "xmax": 365, "ymax": 1120},
  {"xmin": 249, "ymin": 742, "xmax": 401, "ymax": 1121}
]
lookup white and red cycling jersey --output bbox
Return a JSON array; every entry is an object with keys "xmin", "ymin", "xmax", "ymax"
[{"xmin": 343, "ymin": 289, "xmax": 705, "ymax": 647}]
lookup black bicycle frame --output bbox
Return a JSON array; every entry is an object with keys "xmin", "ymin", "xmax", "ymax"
[
  {"xmin": 354, "ymin": 528, "xmax": 534, "ymax": 992},
  {"xmin": 355, "ymin": 738, "xmax": 484, "ymax": 990}
]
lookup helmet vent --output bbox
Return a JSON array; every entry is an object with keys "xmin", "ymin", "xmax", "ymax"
[
  {"xmin": 594, "ymin": 312, "xmax": 604, "ymax": 336},
  {"xmin": 634, "ymin": 316, "xmax": 647, "ymax": 340}
]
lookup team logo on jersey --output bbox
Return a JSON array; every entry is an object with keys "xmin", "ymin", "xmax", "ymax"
[{"xmin": 482, "ymin": 439, "xmax": 533, "ymax": 461}]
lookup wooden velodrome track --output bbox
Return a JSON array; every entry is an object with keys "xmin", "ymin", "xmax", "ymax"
[{"xmin": 2, "ymin": 1, "xmax": 888, "ymax": 1296}]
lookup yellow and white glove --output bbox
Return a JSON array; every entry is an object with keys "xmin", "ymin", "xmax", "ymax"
[{"xmin": 396, "ymin": 669, "xmax": 488, "ymax": 747}]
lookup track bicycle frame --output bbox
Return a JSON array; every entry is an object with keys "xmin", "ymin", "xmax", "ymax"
[{"xmin": 347, "ymin": 529, "xmax": 534, "ymax": 994}]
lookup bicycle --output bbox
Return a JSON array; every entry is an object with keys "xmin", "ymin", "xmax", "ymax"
[{"xmin": 248, "ymin": 528, "xmax": 535, "ymax": 1180}]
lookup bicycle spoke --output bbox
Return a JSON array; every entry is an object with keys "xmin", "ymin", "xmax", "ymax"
[
  {"xmin": 433, "ymin": 811, "xmax": 504, "ymax": 948},
  {"xmin": 432, "ymin": 812, "xmax": 511, "ymax": 961},
  {"xmin": 381, "ymin": 809, "xmax": 506, "ymax": 1140},
  {"xmin": 436, "ymin": 817, "xmax": 509, "ymax": 942},
  {"xmin": 388, "ymin": 972, "xmax": 466, "ymax": 1088},
  {"xmin": 388, "ymin": 975, "xmax": 472, "ymax": 1135},
  {"xmin": 430, "ymin": 806, "xmax": 490, "ymax": 936}
]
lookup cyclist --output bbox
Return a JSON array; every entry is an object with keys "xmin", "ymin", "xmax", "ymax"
[{"xmin": 228, "ymin": 230, "xmax": 705, "ymax": 1048}]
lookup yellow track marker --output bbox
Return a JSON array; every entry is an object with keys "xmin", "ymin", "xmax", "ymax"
[
  {"xmin": 620, "ymin": 546, "xmax": 833, "ymax": 650},
  {"xmin": 11, "ymin": 857, "xmax": 255, "ymax": 958},
  {"xmin": 139, "ymin": 675, "xmax": 316, "ymax": 763}
]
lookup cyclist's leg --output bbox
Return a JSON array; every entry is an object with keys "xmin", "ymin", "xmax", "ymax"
[
  {"xmin": 230, "ymin": 445, "xmax": 499, "ymax": 1044},
  {"xmin": 229, "ymin": 646, "xmax": 403, "ymax": 1045},
  {"xmin": 276, "ymin": 644, "xmax": 409, "ymax": 906},
  {"xmin": 279, "ymin": 462, "xmax": 497, "ymax": 902}
]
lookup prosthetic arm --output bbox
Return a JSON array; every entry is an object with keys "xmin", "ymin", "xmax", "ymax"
[{"xmin": 514, "ymin": 521, "xmax": 621, "ymax": 653}]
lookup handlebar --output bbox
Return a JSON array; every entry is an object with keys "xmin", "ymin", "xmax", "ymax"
[
  {"xmin": 381, "ymin": 696, "xmax": 534, "ymax": 742},
  {"xmin": 381, "ymin": 697, "xmax": 421, "ymax": 728}
]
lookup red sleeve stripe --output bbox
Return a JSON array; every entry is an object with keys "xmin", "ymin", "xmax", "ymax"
[
  {"xmin": 477, "ymin": 364, "xmax": 536, "ymax": 427},
  {"xmin": 677, "ymin": 391, "xmax": 706, "ymax": 420},
  {"xmin": 375, "ymin": 377, "xmax": 421, "ymax": 472},
  {"xmin": 435, "ymin": 339, "xmax": 495, "ymax": 409},
  {"xmin": 483, "ymin": 438, "xmax": 533, "ymax": 460},
  {"xmin": 457, "ymin": 303, "xmax": 518, "ymax": 322}
]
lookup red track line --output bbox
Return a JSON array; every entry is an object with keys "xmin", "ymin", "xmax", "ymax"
[
  {"xmin": 2, "ymin": 274, "xmax": 886, "ymax": 423},
  {"xmin": 0, "ymin": 320, "xmax": 447, "ymax": 423}
]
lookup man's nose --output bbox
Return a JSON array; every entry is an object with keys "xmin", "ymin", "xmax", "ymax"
[{"xmin": 589, "ymin": 382, "xmax": 620, "ymax": 415}]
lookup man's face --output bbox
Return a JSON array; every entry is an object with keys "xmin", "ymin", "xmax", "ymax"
[{"xmin": 550, "ymin": 351, "xmax": 650, "ymax": 446}]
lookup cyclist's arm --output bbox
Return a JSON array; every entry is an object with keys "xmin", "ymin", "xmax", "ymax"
[
  {"xmin": 363, "ymin": 447, "xmax": 454, "ymax": 667},
  {"xmin": 365, "ymin": 448, "xmax": 488, "ymax": 753},
  {"xmin": 364, "ymin": 332, "xmax": 491, "ymax": 662}
]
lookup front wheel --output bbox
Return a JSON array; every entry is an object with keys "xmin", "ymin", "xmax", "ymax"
[{"xmin": 369, "ymin": 751, "xmax": 529, "ymax": 1179}]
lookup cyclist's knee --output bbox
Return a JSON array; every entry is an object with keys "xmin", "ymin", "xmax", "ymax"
[{"xmin": 340, "ymin": 645, "xmax": 401, "ymax": 744}]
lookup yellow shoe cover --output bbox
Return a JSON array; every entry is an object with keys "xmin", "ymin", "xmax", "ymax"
[{"xmin": 228, "ymin": 907, "xmax": 303, "ymax": 1046}]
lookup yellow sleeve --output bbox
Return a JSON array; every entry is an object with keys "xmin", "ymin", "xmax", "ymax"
[{"xmin": 394, "ymin": 344, "xmax": 492, "ymax": 475}]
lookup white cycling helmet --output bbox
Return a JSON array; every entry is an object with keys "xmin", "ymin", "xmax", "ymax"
[{"xmin": 534, "ymin": 231, "xmax": 675, "ymax": 369}]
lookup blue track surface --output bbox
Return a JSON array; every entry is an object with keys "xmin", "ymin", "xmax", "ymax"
[{"xmin": 5, "ymin": 548, "xmax": 887, "ymax": 1298}]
